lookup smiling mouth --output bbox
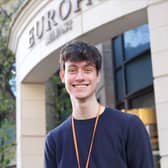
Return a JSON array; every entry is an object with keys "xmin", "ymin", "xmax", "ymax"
[{"xmin": 72, "ymin": 84, "xmax": 89, "ymax": 87}]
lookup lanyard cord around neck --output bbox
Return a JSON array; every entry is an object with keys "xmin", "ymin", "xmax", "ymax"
[{"xmin": 71, "ymin": 104, "xmax": 102, "ymax": 168}]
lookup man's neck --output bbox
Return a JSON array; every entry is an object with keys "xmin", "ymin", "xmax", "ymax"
[{"xmin": 71, "ymin": 98, "xmax": 103, "ymax": 120}]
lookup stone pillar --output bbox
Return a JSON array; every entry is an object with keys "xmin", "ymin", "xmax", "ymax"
[
  {"xmin": 148, "ymin": 1, "xmax": 168, "ymax": 167},
  {"xmin": 102, "ymin": 40, "xmax": 116, "ymax": 108},
  {"xmin": 17, "ymin": 83, "xmax": 46, "ymax": 168},
  {"xmin": 95, "ymin": 42, "xmax": 115, "ymax": 108}
]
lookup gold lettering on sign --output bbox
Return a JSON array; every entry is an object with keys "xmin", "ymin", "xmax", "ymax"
[
  {"xmin": 46, "ymin": 20, "xmax": 73, "ymax": 45},
  {"xmin": 28, "ymin": 0, "xmax": 93, "ymax": 48}
]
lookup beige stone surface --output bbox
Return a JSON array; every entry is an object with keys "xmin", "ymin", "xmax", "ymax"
[
  {"xmin": 156, "ymin": 101, "xmax": 168, "ymax": 130},
  {"xmin": 154, "ymin": 76, "xmax": 168, "ymax": 103},
  {"xmin": 148, "ymin": 0, "xmax": 168, "ymax": 29},
  {"xmin": 150, "ymin": 26, "xmax": 168, "ymax": 53},
  {"xmin": 17, "ymin": 83, "xmax": 46, "ymax": 168},
  {"xmin": 151, "ymin": 50, "xmax": 168, "ymax": 78}
]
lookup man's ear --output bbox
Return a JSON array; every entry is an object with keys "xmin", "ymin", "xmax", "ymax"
[{"xmin": 59, "ymin": 69, "xmax": 65, "ymax": 83}]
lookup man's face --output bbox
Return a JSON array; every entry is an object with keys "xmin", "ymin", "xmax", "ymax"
[{"xmin": 60, "ymin": 61, "xmax": 101, "ymax": 101}]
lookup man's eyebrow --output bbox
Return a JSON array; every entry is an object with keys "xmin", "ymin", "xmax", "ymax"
[
  {"xmin": 66, "ymin": 62, "xmax": 95, "ymax": 68},
  {"xmin": 85, "ymin": 62, "xmax": 96, "ymax": 67},
  {"xmin": 67, "ymin": 64, "xmax": 78, "ymax": 68}
]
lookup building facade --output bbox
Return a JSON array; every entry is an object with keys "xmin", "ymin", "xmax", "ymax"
[{"xmin": 8, "ymin": 0, "xmax": 168, "ymax": 167}]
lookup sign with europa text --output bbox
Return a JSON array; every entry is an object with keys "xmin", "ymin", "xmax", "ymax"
[{"xmin": 28, "ymin": 0, "xmax": 94, "ymax": 48}]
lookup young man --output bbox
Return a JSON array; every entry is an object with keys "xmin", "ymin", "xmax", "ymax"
[{"xmin": 44, "ymin": 41, "xmax": 154, "ymax": 168}]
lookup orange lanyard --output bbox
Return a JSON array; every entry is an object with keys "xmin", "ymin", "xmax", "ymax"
[{"xmin": 71, "ymin": 105, "xmax": 101, "ymax": 168}]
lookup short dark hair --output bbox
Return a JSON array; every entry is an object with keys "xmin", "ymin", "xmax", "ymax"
[{"xmin": 60, "ymin": 41, "xmax": 102, "ymax": 72}]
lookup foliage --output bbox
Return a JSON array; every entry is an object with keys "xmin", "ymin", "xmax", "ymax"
[
  {"xmin": 0, "ymin": 119, "xmax": 16, "ymax": 168},
  {"xmin": 0, "ymin": 1, "xmax": 18, "ymax": 167},
  {"xmin": 0, "ymin": 36, "xmax": 16, "ymax": 168},
  {"xmin": 46, "ymin": 72, "xmax": 72, "ymax": 131},
  {"xmin": 0, "ymin": 37, "xmax": 15, "ymax": 123}
]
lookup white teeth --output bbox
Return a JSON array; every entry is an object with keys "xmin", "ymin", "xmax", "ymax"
[
  {"xmin": 73, "ymin": 84, "xmax": 88, "ymax": 87},
  {"xmin": 75, "ymin": 85, "xmax": 87, "ymax": 88}
]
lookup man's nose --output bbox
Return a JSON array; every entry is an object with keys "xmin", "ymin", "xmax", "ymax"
[{"xmin": 75, "ymin": 70, "xmax": 85, "ymax": 81}]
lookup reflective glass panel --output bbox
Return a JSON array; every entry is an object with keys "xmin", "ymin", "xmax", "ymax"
[
  {"xmin": 113, "ymin": 36, "xmax": 123, "ymax": 67},
  {"xmin": 126, "ymin": 54, "xmax": 153, "ymax": 94},
  {"xmin": 115, "ymin": 69, "xmax": 124, "ymax": 101},
  {"xmin": 124, "ymin": 24, "xmax": 150, "ymax": 59}
]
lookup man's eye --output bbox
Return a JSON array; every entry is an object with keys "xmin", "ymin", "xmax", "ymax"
[
  {"xmin": 85, "ymin": 68, "xmax": 93, "ymax": 73},
  {"xmin": 68, "ymin": 69, "xmax": 77, "ymax": 73}
]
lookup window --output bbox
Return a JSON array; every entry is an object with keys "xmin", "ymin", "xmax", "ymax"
[
  {"xmin": 113, "ymin": 24, "xmax": 153, "ymax": 109},
  {"xmin": 124, "ymin": 24, "xmax": 150, "ymax": 59},
  {"xmin": 112, "ymin": 24, "xmax": 160, "ymax": 168}
]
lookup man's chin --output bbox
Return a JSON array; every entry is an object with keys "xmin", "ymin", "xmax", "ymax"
[{"xmin": 73, "ymin": 95, "xmax": 88, "ymax": 101}]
